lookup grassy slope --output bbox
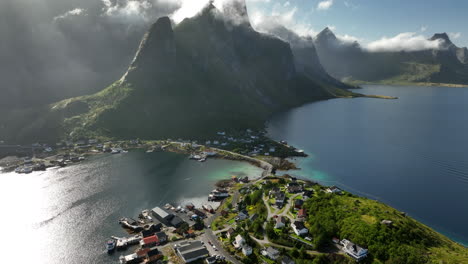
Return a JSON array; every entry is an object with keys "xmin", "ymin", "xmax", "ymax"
[
  {"xmin": 51, "ymin": 82, "xmax": 134, "ymax": 140},
  {"xmin": 346, "ymin": 62, "xmax": 442, "ymax": 86},
  {"xmin": 305, "ymin": 190, "xmax": 468, "ymax": 264}
]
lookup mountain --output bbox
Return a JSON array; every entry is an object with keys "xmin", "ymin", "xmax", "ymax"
[
  {"xmin": 258, "ymin": 25, "xmax": 353, "ymax": 93},
  {"xmin": 0, "ymin": 1, "xmax": 353, "ymax": 143},
  {"xmin": 314, "ymin": 28, "xmax": 468, "ymax": 85}
]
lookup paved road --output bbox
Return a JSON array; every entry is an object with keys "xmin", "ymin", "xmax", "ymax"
[{"xmin": 205, "ymin": 227, "xmax": 241, "ymax": 264}]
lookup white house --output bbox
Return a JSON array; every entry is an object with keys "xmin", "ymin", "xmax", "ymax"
[
  {"xmin": 292, "ymin": 221, "xmax": 308, "ymax": 236},
  {"xmin": 275, "ymin": 216, "xmax": 286, "ymax": 229},
  {"xmin": 326, "ymin": 186, "xmax": 342, "ymax": 194},
  {"xmin": 233, "ymin": 235, "xmax": 245, "ymax": 249},
  {"xmin": 262, "ymin": 247, "xmax": 280, "ymax": 260},
  {"xmin": 242, "ymin": 245, "xmax": 252, "ymax": 256},
  {"xmin": 233, "ymin": 235, "xmax": 252, "ymax": 256},
  {"xmin": 341, "ymin": 239, "xmax": 368, "ymax": 261}
]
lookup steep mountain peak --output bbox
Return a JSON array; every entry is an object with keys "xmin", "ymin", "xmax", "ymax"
[
  {"xmin": 122, "ymin": 16, "xmax": 176, "ymax": 83},
  {"xmin": 316, "ymin": 27, "xmax": 338, "ymax": 42},
  {"xmin": 222, "ymin": 0, "xmax": 252, "ymax": 27},
  {"xmin": 430, "ymin": 33, "xmax": 453, "ymax": 45}
]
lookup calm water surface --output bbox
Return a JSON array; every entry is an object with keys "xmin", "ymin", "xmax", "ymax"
[
  {"xmin": 0, "ymin": 151, "xmax": 263, "ymax": 263},
  {"xmin": 267, "ymin": 85, "xmax": 468, "ymax": 246}
]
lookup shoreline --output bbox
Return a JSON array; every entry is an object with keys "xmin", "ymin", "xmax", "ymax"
[{"xmin": 347, "ymin": 80, "xmax": 468, "ymax": 88}]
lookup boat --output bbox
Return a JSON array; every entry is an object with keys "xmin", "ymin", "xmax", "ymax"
[
  {"xmin": 106, "ymin": 239, "xmax": 116, "ymax": 253},
  {"xmin": 111, "ymin": 148, "xmax": 122, "ymax": 154},
  {"xmin": 199, "ymin": 158, "xmax": 206, "ymax": 162},
  {"xmin": 15, "ymin": 166, "xmax": 33, "ymax": 174}
]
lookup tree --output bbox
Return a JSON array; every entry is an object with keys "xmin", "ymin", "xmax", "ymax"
[{"xmin": 290, "ymin": 248, "xmax": 300, "ymax": 258}]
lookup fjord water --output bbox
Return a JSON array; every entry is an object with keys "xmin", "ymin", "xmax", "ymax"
[
  {"xmin": 267, "ymin": 85, "xmax": 468, "ymax": 246},
  {"xmin": 0, "ymin": 151, "xmax": 263, "ymax": 264}
]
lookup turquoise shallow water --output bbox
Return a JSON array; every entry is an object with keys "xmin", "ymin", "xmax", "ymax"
[
  {"xmin": 0, "ymin": 151, "xmax": 263, "ymax": 263},
  {"xmin": 268, "ymin": 85, "xmax": 468, "ymax": 247}
]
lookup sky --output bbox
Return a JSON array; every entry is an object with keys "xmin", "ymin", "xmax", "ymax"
[{"xmin": 246, "ymin": 0, "xmax": 468, "ymax": 47}]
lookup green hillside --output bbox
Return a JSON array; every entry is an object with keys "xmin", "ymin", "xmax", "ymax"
[{"xmin": 305, "ymin": 189, "xmax": 468, "ymax": 264}]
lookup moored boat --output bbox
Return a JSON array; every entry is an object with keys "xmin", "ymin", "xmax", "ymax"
[{"xmin": 106, "ymin": 239, "xmax": 116, "ymax": 254}]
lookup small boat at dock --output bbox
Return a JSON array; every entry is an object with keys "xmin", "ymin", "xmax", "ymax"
[{"xmin": 106, "ymin": 239, "xmax": 116, "ymax": 254}]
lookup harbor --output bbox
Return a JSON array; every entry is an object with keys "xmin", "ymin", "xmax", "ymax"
[{"xmin": 0, "ymin": 149, "xmax": 264, "ymax": 264}]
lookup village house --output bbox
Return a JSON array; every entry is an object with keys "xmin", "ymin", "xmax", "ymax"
[
  {"xmin": 294, "ymin": 199, "xmax": 304, "ymax": 210},
  {"xmin": 297, "ymin": 208, "xmax": 307, "ymax": 220},
  {"xmin": 249, "ymin": 213, "xmax": 258, "ymax": 221},
  {"xmin": 287, "ymin": 182, "xmax": 303, "ymax": 193},
  {"xmin": 381, "ymin": 220, "xmax": 393, "ymax": 226},
  {"xmin": 140, "ymin": 235, "xmax": 159, "ymax": 248},
  {"xmin": 326, "ymin": 186, "xmax": 342, "ymax": 194},
  {"xmin": 292, "ymin": 221, "xmax": 308, "ymax": 236},
  {"xmin": 303, "ymin": 190, "xmax": 314, "ymax": 200},
  {"xmin": 233, "ymin": 235, "xmax": 245, "ymax": 249},
  {"xmin": 175, "ymin": 241, "xmax": 210, "ymax": 263},
  {"xmin": 341, "ymin": 239, "xmax": 369, "ymax": 261},
  {"xmin": 146, "ymin": 248, "xmax": 163, "ymax": 263},
  {"xmin": 206, "ymin": 256, "xmax": 217, "ymax": 264},
  {"xmin": 275, "ymin": 191, "xmax": 286, "ymax": 208},
  {"xmin": 275, "ymin": 216, "xmax": 287, "ymax": 229},
  {"xmin": 226, "ymin": 228, "xmax": 235, "ymax": 239},
  {"xmin": 155, "ymin": 232, "xmax": 167, "ymax": 244},
  {"xmin": 269, "ymin": 187, "xmax": 281, "ymax": 197},
  {"xmin": 242, "ymin": 245, "xmax": 253, "ymax": 256},
  {"xmin": 280, "ymin": 256, "xmax": 296, "ymax": 264},
  {"xmin": 236, "ymin": 210, "xmax": 249, "ymax": 221},
  {"xmin": 262, "ymin": 247, "xmax": 280, "ymax": 260}
]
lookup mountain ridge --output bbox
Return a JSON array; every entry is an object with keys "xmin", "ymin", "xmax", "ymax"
[
  {"xmin": 0, "ymin": 1, "xmax": 354, "ymax": 143},
  {"xmin": 313, "ymin": 27, "xmax": 468, "ymax": 85}
]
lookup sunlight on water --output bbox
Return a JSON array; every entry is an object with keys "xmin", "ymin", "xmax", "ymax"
[{"xmin": 0, "ymin": 171, "xmax": 50, "ymax": 263}]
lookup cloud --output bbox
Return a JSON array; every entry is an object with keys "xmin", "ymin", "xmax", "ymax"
[
  {"xmin": 449, "ymin": 32, "xmax": 461, "ymax": 39},
  {"xmin": 344, "ymin": 0, "xmax": 357, "ymax": 9},
  {"xmin": 365, "ymin": 32, "xmax": 444, "ymax": 52},
  {"xmin": 317, "ymin": 0, "xmax": 333, "ymax": 10},
  {"xmin": 251, "ymin": 3, "xmax": 318, "ymax": 37},
  {"xmin": 337, "ymin": 34, "xmax": 363, "ymax": 43},
  {"xmin": 420, "ymin": 26, "xmax": 427, "ymax": 32},
  {"xmin": 54, "ymin": 8, "xmax": 86, "ymax": 21}
]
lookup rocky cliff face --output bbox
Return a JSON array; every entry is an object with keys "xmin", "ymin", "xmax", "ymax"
[{"xmin": 1, "ymin": 1, "xmax": 353, "ymax": 142}]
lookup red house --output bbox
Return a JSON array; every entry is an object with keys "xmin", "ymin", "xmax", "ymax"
[
  {"xmin": 140, "ymin": 235, "xmax": 159, "ymax": 248},
  {"xmin": 298, "ymin": 208, "xmax": 307, "ymax": 219}
]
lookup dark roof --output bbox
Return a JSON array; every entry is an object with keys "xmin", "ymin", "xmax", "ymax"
[
  {"xmin": 249, "ymin": 213, "xmax": 258, "ymax": 221},
  {"xmin": 281, "ymin": 256, "xmax": 295, "ymax": 264},
  {"xmin": 178, "ymin": 241, "xmax": 205, "ymax": 253},
  {"xmin": 295, "ymin": 199, "xmax": 304, "ymax": 205},
  {"xmin": 303, "ymin": 190, "xmax": 313, "ymax": 196},
  {"xmin": 156, "ymin": 232, "xmax": 167, "ymax": 240},
  {"xmin": 276, "ymin": 192, "xmax": 285, "ymax": 199},
  {"xmin": 181, "ymin": 248, "xmax": 209, "ymax": 261},
  {"xmin": 142, "ymin": 229, "xmax": 155, "ymax": 238},
  {"xmin": 293, "ymin": 221, "xmax": 306, "ymax": 229},
  {"xmin": 206, "ymin": 256, "xmax": 217, "ymax": 263},
  {"xmin": 147, "ymin": 248, "xmax": 160, "ymax": 257},
  {"xmin": 170, "ymin": 216, "xmax": 185, "ymax": 227}
]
